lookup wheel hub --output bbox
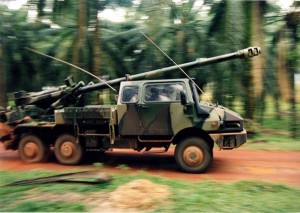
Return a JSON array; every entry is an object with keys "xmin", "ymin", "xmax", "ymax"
[
  {"xmin": 24, "ymin": 142, "xmax": 38, "ymax": 158},
  {"xmin": 183, "ymin": 146, "xmax": 203, "ymax": 166},
  {"xmin": 61, "ymin": 141, "xmax": 76, "ymax": 158}
]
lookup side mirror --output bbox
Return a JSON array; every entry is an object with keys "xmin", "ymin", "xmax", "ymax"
[{"xmin": 180, "ymin": 91, "xmax": 187, "ymax": 105}]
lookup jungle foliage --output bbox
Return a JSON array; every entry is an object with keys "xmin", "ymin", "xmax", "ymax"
[{"xmin": 0, "ymin": 0, "xmax": 299, "ymax": 137}]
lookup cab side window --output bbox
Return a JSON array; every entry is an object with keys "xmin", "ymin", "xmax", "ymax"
[
  {"xmin": 121, "ymin": 86, "xmax": 139, "ymax": 103},
  {"xmin": 144, "ymin": 83, "xmax": 184, "ymax": 102}
]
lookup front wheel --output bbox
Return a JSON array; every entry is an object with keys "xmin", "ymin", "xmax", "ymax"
[
  {"xmin": 174, "ymin": 137, "xmax": 213, "ymax": 173},
  {"xmin": 18, "ymin": 134, "xmax": 49, "ymax": 163},
  {"xmin": 54, "ymin": 134, "xmax": 84, "ymax": 165}
]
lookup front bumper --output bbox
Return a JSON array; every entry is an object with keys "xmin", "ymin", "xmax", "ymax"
[{"xmin": 209, "ymin": 129, "xmax": 247, "ymax": 149}]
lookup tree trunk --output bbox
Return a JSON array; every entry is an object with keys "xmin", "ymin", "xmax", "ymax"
[
  {"xmin": 92, "ymin": 12, "xmax": 101, "ymax": 77},
  {"xmin": 72, "ymin": 0, "xmax": 87, "ymax": 80},
  {"xmin": 288, "ymin": 57, "xmax": 297, "ymax": 138},
  {"xmin": 277, "ymin": 31, "xmax": 291, "ymax": 102},
  {"xmin": 251, "ymin": 1, "xmax": 265, "ymax": 97},
  {"xmin": 286, "ymin": 9, "xmax": 299, "ymax": 138},
  {"xmin": 0, "ymin": 43, "xmax": 7, "ymax": 107},
  {"xmin": 251, "ymin": 1, "xmax": 266, "ymax": 121},
  {"xmin": 244, "ymin": 67, "xmax": 255, "ymax": 119}
]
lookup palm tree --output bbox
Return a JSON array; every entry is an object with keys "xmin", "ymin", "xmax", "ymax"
[
  {"xmin": 267, "ymin": 1, "xmax": 299, "ymax": 138},
  {"xmin": 130, "ymin": 0, "xmax": 208, "ymax": 88},
  {"xmin": 28, "ymin": 0, "xmax": 134, "ymax": 82},
  {"xmin": 207, "ymin": 0, "xmax": 248, "ymax": 109},
  {"xmin": 207, "ymin": 0, "xmax": 269, "ymax": 124},
  {"xmin": 0, "ymin": 6, "xmax": 6, "ymax": 107},
  {"xmin": 285, "ymin": 2, "xmax": 299, "ymax": 138},
  {"xmin": 0, "ymin": 43, "xmax": 6, "ymax": 107},
  {"xmin": 248, "ymin": 0, "xmax": 267, "ymax": 120},
  {"xmin": 0, "ymin": 5, "xmax": 41, "ymax": 93}
]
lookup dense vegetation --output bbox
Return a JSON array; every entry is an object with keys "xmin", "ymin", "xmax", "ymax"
[{"xmin": 0, "ymin": 0, "xmax": 299, "ymax": 137}]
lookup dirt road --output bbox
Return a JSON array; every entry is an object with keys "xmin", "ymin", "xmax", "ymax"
[{"xmin": 0, "ymin": 144, "xmax": 299, "ymax": 187}]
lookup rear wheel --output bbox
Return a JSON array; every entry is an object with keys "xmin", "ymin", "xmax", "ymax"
[
  {"xmin": 54, "ymin": 134, "xmax": 83, "ymax": 165},
  {"xmin": 18, "ymin": 135, "xmax": 49, "ymax": 163},
  {"xmin": 175, "ymin": 137, "xmax": 212, "ymax": 173}
]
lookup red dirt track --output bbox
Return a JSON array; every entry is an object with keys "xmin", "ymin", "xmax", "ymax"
[{"xmin": 0, "ymin": 144, "xmax": 299, "ymax": 187}]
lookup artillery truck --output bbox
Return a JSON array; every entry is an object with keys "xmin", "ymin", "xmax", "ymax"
[{"xmin": 0, "ymin": 47, "xmax": 261, "ymax": 173}]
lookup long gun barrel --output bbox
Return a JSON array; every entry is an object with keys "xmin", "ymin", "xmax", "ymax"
[
  {"xmin": 0, "ymin": 46, "xmax": 261, "ymax": 127},
  {"xmin": 76, "ymin": 46, "xmax": 261, "ymax": 95}
]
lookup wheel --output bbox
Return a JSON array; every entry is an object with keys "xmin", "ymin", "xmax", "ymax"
[
  {"xmin": 174, "ymin": 137, "xmax": 213, "ymax": 173},
  {"xmin": 54, "ymin": 134, "xmax": 83, "ymax": 165},
  {"xmin": 18, "ymin": 135, "xmax": 49, "ymax": 163}
]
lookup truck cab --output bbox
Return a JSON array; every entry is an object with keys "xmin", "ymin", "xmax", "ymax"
[
  {"xmin": 117, "ymin": 79, "xmax": 246, "ymax": 149},
  {"xmin": 113, "ymin": 78, "xmax": 246, "ymax": 172}
]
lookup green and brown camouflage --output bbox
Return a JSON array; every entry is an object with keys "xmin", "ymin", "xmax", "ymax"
[
  {"xmin": 116, "ymin": 79, "xmax": 246, "ymax": 149},
  {"xmin": 14, "ymin": 76, "xmax": 84, "ymax": 114},
  {"xmin": 0, "ymin": 76, "xmax": 84, "ymax": 148},
  {"xmin": 0, "ymin": 46, "xmax": 261, "ymax": 173},
  {"xmin": 1, "ymin": 76, "xmax": 83, "ymax": 123}
]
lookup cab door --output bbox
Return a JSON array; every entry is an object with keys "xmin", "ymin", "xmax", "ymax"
[
  {"xmin": 117, "ymin": 85, "xmax": 141, "ymax": 135},
  {"xmin": 137, "ymin": 82, "xmax": 186, "ymax": 136}
]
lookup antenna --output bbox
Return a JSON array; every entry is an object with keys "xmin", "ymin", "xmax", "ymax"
[
  {"xmin": 25, "ymin": 47, "xmax": 117, "ymax": 93},
  {"xmin": 139, "ymin": 31, "xmax": 213, "ymax": 105}
]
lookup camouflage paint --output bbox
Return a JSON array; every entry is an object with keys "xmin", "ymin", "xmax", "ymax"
[
  {"xmin": 55, "ymin": 106, "xmax": 117, "ymax": 125},
  {"xmin": 116, "ymin": 79, "xmax": 246, "ymax": 148}
]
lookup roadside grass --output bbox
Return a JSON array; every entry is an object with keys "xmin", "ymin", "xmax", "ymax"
[
  {"xmin": 233, "ymin": 95, "xmax": 299, "ymax": 133},
  {"xmin": 258, "ymin": 96, "xmax": 299, "ymax": 133},
  {"xmin": 244, "ymin": 109, "xmax": 300, "ymax": 151},
  {"xmin": 0, "ymin": 170, "xmax": 299, "ymax": 212},
  {"xmin": 261, "ymin": 116, "xmax": 291, "ymax": 131},
  {"xmin": 243, "ymin": 134, "xmax": 300, "ymax": 151},
  {"xmin": 241, "ymin": 97, "xmax": 300, "ymax": 151}
]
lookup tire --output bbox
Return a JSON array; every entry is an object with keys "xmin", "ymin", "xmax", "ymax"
[
  {"xmin": 54, "ymin": 134, "xmax": 83, "ymax": 165},
  {"xmin": 18, "ymin": 135, "xmax": 49, "ymax": 163},
  {"xmin": 174, "ymin": 137, "xmax": 213, "ymax": 173}
]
